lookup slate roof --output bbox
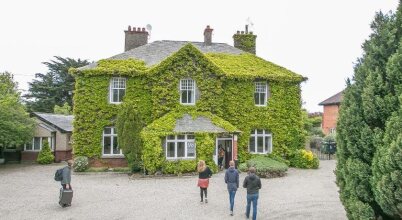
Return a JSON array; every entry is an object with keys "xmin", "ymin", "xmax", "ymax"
[
  {"xmin": 319, "ymin": 91, "xmax": 344, "ymax": 106},
  {"xmin": 174, "ymin": 114, "xmax": 227, "ymax": 133},
  {"xmin": 80, "ymin": 40, "xmax": 244, "ymax": 70},
  {"xmin": 33, "ymin": 112, "xmax": 74, "ymax": 133}
]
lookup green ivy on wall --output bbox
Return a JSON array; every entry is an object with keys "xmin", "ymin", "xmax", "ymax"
[{"xmin": 71, "ymin": 43, "xmax": 306, "ymax": 174}]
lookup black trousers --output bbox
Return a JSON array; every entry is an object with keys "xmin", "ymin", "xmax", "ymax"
[{"xmin": 200, "ymin": 187, "xmax": 207, "ymax": 200}]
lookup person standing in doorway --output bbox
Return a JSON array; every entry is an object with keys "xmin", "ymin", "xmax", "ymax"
[
  {"xmin": 197, "ymin": 160, "xmax": 212, "ymax": 203},
  {"xmin": 218, "ymin": 146, "xmax": 225, "ymax": 170},
  {"xmin": 243, "ymin": 167, "xmax": 261, "ymax": 220},
  {"xmin": 225, "ymin": 160, "xmax": 239, "ymax": 216}
]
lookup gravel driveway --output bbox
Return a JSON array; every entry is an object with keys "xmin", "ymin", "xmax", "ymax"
[{"xmin": 0, "ymin": 160, "xmax": 346, "ymax": 220}]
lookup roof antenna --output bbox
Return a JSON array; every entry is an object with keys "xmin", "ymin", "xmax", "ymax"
[
  {"xmin": 146, "ymin": 24, "xmax": 152, "ymax": 41},
  {"xmin": 246, "ymin": 17, "xmax": 254, "ymax": 33}
]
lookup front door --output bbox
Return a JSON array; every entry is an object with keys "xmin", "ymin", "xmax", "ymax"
[{"xmin": 215, "ymin": 138, "xmax": 233, "ymax": 169}]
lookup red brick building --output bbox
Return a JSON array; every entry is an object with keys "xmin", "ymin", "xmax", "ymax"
[{"xmin": 319, "ymin": 91, "xmax": 343, "ymax": 135}]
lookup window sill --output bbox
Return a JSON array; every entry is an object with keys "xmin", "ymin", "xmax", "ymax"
[
  {"xmin": 165, "ymin": 157, "xmax": 196, "ymax": 161},
  {"xmin": 101, "ymin": 155, "xmax": 125, "ymax": 159},
  {"xmin": 255, "ymin": 105, "xmax": 267, "ymax": 107},
  {"xmin": 109, "ymin": 102, "xmax": 122, "ymax": 105},
  {"xmin": 249, "ymin": 152, "xmax": 269, "ymax": 155}
]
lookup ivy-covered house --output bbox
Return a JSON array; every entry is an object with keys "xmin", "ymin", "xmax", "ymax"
[{"xmin": 71, "ymin": 25, "xmax": 306, "ymax": 173}]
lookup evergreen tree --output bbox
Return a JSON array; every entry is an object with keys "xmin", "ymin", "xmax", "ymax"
[
  {"xmin": 36, "ymin": 141, "xmax": 54, "ymax": 164},
  {"xmin": 25, "ymin": 56, "xmax": 89, "ymax": 113},
  {"xmin": 336, "ymin": 3, "xmax": 402, "ymax": 219},
  {"xmin": 54, "ymin": 102, "xmax": 72, "ymax": 115},
  {"xmin": 116, "ymin": 102, "xmax": 145, "ymax": 172}
]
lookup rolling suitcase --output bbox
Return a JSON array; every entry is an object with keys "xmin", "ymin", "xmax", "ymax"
[{"xmin": 59, "ymin": 188, "xmax": 73, "ymax": 207}]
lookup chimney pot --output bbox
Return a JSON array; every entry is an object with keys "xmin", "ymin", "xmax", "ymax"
[
  {"xmin": 125, "ymin": 25, "xmax": 149, "ymax": 51},
  {"xmin": 204, "ymin": 25, "xmax": 213, "ymax": 46},
  {"xmin": 241, "ymin": 31, "xmax": 244, "ymax": 34},
  {"xmin": 237, "ymin": 31, "xmax": 240, "ymax": 34},
  {"xmin": 245, "ymin": 25, "xmax": 249, "ymax": 34}
]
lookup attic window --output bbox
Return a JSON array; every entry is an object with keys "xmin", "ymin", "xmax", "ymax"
[
  {"xmin": 109, "ymin": 77, "xmax": 126, "ymax": 104},
  {"xmin": 180, "ymin": 79, "xmax": 195, "ymax": 105},
  {"xmin": 254, "ymin": 82, "xmax": 268, "ymax": 106}
]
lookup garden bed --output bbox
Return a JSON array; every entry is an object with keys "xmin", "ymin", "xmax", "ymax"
[{"xmin": 239, "ymin": 156, "xmax": 288, "ymax": 178}]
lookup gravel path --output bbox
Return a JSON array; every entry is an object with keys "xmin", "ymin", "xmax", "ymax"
[{"xmin": 0, "ymin": 160, "xmax": 346, "ymax": 220}]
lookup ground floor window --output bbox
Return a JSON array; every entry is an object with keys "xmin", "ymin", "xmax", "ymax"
[
  {"xmin": 103, "ymin": 127, "xmax": 122, "ymax": 155},
  {"xmin": 25, "ymin": 137, "xmax": 54, "ymax": 151},
  {"xmin": 249, "ymin": 129, "xmax": 272, "ymax": 154},
  {"xmin": 165, "ymin": 134, "xmax": 195, "ymax": 159}
]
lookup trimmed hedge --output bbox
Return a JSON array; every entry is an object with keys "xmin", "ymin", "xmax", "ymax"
[{"xmin": 239, "ymin": 155, "xmax": 288, "ymax": 178}]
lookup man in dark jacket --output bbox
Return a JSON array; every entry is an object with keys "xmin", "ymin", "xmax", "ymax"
[
  {"xmin": 225, "ymin": 160, "xmax": 239, "ymax": 216},
  {"xmin": 243, "ymin": 167, "xmax": 261, "ymax": 220}
]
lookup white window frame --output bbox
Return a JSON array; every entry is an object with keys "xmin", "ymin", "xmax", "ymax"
[
  {"xmin": 249, "ymin": 129, "xmax": 272, "ymax": 154},
  {"xmin": 330, "ymin": 128, "xmax": 336, "ymax": 134},
  {"xmin": 109, "ymin": 77, "xmax": 126, "ymax": 104},
  {"xmin": 254, "ymin": 82, "xmax": 268, "ymax": 106},
  {"xmin": 102, "ymin": 127, "xmax": 123, "ymax": 156},
  {"xmin": 180, "ymin": 79, "xmax": 196, "ymax": 105},
  {"xmin": 25, "ymin": 137, "xmax": 54, "ymax": 151},
  {"xmin": 165, "ymin": 134, "xmax": 196, "ymax": 160}
]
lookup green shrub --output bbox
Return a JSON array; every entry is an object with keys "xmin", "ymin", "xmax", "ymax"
[
  {"xmin": 163, "ymin": 160, "xmax": 197, "ymax": 175},
  {"xmin": 73, "ymin": 156, "xmax": 89, "ymax": 172},
  {"xmin": 239, "ymin": 155, "xmax": 288, "ymax": 178},
  {"xmin": 36, "ymin": 141, "xmax": 54, "ymax": 164},
  {"xmin": 310, "ymin": 135, "xmax": 323, "ymax": 150},
  {"xmin": 289, "ymin": 149, "xmax": 319, "ymax": 169}
]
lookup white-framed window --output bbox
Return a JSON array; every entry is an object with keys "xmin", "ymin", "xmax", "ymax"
[
  {"xmin": 249, "ymin": 129, "xmax": 272, "ymax": 154},
  {"xmin": 254, "ymin": 82, "xmax": 268, "ymax": 106},
  {"xmin": 180, "ymin": 79, "xmax": 195, "ymax": 105},
  {"xmin": 165, "ymin": 134, "xmax": 196, "ymax": 159},
  {"xmin": 330, "ymin": 128, "xmax": 336, "ymax": 134},
  {"xmin": 102, "ymin": 127, "xmax": 122, "ymax": 155},
  {"xmin": 25, "ymin": 137, "xmax": 54, "ymax": 151},
  {"xmin": 109, "ymin": 77, "xmax": 126, "ymax": 104}
]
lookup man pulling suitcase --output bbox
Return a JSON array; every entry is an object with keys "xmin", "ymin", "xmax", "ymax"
[{"xmin": 56, "ymin": 159, "xmax": 73, "ymax": 208}]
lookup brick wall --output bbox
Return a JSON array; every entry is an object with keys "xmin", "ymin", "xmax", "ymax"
[
  {"xmin": 322, "ymin": 104, "xmax": 339, "ymax": 135},
  {"xmin": 89, "ymin": 158, "xmax": 128, "ymax": 168}
]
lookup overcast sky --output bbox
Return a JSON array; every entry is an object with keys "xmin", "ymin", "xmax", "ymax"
[{"xmin": 0, "ymin": 0, "xmax": 399, "ymax": 112}]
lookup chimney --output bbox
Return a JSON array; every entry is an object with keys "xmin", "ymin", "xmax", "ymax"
[
  {"xmin": 233, "ymin": 25, "xmax": 257, "ymax": 54},
  {"xmin": 204, "ymin": 25, "xmax": 213, "ymax": 46},
  {"xmin": 124, "ymin": 25, "xmax": 149, "ymax": 51}
]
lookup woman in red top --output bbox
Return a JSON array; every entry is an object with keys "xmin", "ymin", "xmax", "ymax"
[{"xmin": 197, "ymin": 160, "xmax": 212, "ymax": 203}]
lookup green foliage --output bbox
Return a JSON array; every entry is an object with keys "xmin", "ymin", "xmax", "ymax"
[
  {"xmin": 233, "ymin": 33, "xmax": 257, "ymax": 54},
  {"xmin": 163, "ymin": 160, "xmax": 197, "ymax": 175},
  {"xmin": 0, "ymin": 72, "xmax": 35, "ymax": 153},
  {"xmin": 336, "ymin": 4, "xmax": 402, "ymax": 219},
  {"xmin": 36, "ymin": 141, "xmax": 54, "ymax": 164},
  {"xmin": 54, "ymin": 102, "xmax": 72, "ymax": 115},
  {"xmin": 239, "ymin": 155, "xmax": 288, "ymax": 178},
  {"xmin": 289, "ymin": 149, "xmax": 319, "ymax": 169},
  {"xmin": 116, "ymin": 102, "xmax": 145, "ymax": 172},
  {"xmin": 25, "ymin": 56, "xmax": 89, "ymax": 113},
  {"xmin": 72, "ymin": 43, "xmax": 306, "ymax": 175},
  {"xmin": 73, "ymin": 156, "xmax": 89, "ymax": 172}
]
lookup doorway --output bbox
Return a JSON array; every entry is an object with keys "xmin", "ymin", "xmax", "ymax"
[{"xmin": 215, "ymin": 138, "xmax": 233, "ymax": 169}]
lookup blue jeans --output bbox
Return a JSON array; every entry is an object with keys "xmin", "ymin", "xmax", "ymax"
[
  {"xmin": 246, "ymin": 193, "xmax": 259, "ymax": 220},
  {"xmin": 228, "ymin": 190, "xmax": 236, "ymax": 211}
]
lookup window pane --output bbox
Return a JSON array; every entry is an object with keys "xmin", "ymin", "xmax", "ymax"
[
  {"xmin": 187, "ymin": 135, "xmax": 195, "ymax": 140},
  {"xmin": 104, "ymin": 128, "xmax": 112, "ymax": 134},
  {"xmin": 265, "ymin": 136, "xmax": 271, "ymax": 153},
  {"xmin": 257, "ymin": 136, "xmax": 264, "ymax": 153},
  {"xmin": 26, "ymin": 141, "xmax": 33, "ymax": 150},
  {"xmin": 113, "ymin": 137, "xmax": 119, "ymax": 154},
  {"xmin": 167, "ymin": 135, "xmax": 175, "ymax": 140},
  {"xmin": 187, "ymin": 141, "xmax": 195, "ymax": 157},
  {"xmin": 34, "ymin": 137, "xmax": 41, "ymax": 150},
  {"xmin": 259, "ymin": 93, "xmax": 265, "ymax": 105},
  {"xmin": 181, "ymin": 90, "xmax": 188, "ymax": 103},
  {"xmin": 249, "ymin": 137, "xmax": 255, "ymax": 153},
  {"xmin": 104, "ymin": 136, "xmax": 111, "ymax": 154},
  {"xmin": 112, "ymin": 89, "xmax": 119, "ymax": 102},
  {"xmin": 177, "ymin": 142, "xmax": 185, "ymax": 157},
  {"xmin": 167, "ymin": 142, "xmax": 175, "ymax": 158},
  {"xmin": 118, "ymin": 89, "xmax": 125, "ymax": 102},
  {"xmin": 254, "ymin": 93, "xmax": 259, "ymax": 105},
  {"xmin": 177, "ymin": 135, "xmax": 185, "ymax": 140},
  {"xmin": 187, "ymin": 91, "xmax": 193, "ymax": 103},
  {"xmin": 257, "ymin": 129, "xmax": 263, "ymax": 134}
]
